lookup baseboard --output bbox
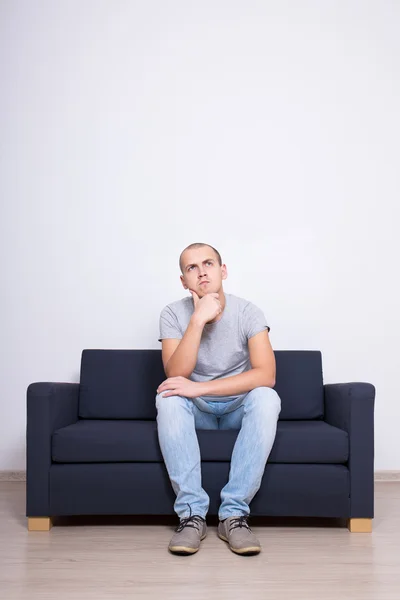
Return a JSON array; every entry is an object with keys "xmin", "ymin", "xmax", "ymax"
[
  {"xmin": 1, "ymin": 470, "xmax": 400, "ymax": 483},
  {"xmin": 0, "ymin": 471, "xmax": 26, "ymax": 481},
  {"xmin": 374, "ymin": 470, "xmax": 400, "ymax": 481}
]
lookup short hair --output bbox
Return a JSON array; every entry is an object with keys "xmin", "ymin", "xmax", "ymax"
[{"xmin": 179, "ymin": 243, "xmax": 222, "ymax": 273}]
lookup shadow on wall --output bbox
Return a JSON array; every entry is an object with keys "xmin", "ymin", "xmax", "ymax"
[{"xmin": 7, "ymin": 437, "xmax": 26, "ymax": 474}]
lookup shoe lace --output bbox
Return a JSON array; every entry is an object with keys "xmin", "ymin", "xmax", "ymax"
[
  {"xmin": 175, "ymin": 504, "xmax": 204, "ymax": 533},
  {"xmin": 229, "ymin": 516, "xmax": 252, "ymax": 533}
]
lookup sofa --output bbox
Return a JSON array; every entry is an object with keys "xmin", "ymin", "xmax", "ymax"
[{"xmin": 26, "ymin": 349, "xmax": 375, "ymax": 532}]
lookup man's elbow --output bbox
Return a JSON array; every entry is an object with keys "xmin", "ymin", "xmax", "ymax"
[
  {"xmin": 260, "ymin": 369, "xmax": 276, "ymax": 389},
  {"xmin": 165, "ymin": 363, "xmax": 192, "ymax": 379},
  {"xmin": 264, "ymin": 377, "xmax": 276, "ymax": 389}
]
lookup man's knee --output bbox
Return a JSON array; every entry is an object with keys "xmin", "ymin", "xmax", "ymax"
[
  {"xmin": 155, "ymin": 392, "xmax": 190, "ymax": 412},
  {"xmin": 245, "ymin": 386, "xmax": 281, "ymax": 415}
]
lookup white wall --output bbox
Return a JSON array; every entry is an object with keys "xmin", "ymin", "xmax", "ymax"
[{"xmin": 1, "ymin": 0, "xmax": 399, "ymax": 470}]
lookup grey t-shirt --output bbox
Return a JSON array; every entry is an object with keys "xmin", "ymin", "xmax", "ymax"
[{"xmin": 158, "ymin": 293, "xmax": 270, "ymax": 407}]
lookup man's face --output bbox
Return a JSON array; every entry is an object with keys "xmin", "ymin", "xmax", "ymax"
[{"xmin": 180, "ymin": 247, "xmax": 227, "ymax": 297}]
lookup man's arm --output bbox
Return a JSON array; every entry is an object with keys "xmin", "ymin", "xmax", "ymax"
[
  {"xmin": 199, "ymin": 330, "xmax": 276, "ymax": 396},
  {"xmin": 162, "ymin": 316, "xmax": 204, "ymax": 378},
  {"xmin": 161, "ymin": 291, "xmax": 222, "ymax": 378}
]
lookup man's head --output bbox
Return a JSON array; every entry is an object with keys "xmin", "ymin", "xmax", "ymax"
[{"xmin": 179, "ymin": 243, "xmax": 227, "ymax": 297}]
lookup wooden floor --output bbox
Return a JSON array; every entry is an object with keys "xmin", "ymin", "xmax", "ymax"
[{"xmin": 1, "ymin": 482, "xmax": 400, "ymax": 599}]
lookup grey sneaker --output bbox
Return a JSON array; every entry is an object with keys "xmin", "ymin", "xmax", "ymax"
[
  {"xmin": 169, "ymin": 514, "xmax": 207, "ymax": 555},
  {"xmin": 218, "ymin": 516, "xmax": 261, "ymax": 555}
]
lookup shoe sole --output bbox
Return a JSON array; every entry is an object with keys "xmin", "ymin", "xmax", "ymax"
[
  {"xmin": 218, "ymin": 532, "xmax": 261, "ymax": 555},
  {"xmin": 169, "ymin": 533, "xmax": 207, "ymax": 555}
]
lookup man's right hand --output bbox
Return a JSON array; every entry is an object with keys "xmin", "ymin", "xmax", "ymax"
[{"xmin": 190, "ymin": 290, "xmax": 222, "ymax": 325}]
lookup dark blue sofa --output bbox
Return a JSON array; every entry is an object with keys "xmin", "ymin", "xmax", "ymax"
[{"xmin": 26, "ymin": 349, "xmax": 375, "ymax": 532}]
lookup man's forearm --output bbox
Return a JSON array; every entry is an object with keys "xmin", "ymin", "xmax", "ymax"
[
  {"xmin": 198, "ymin": 368, "xmax": 275, "ymax": 398},
  {"xmin": 165, "ymin": 317, "xmax": 205, "ymax": 378}
]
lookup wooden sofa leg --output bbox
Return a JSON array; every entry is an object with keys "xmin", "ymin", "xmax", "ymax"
[
  {"xmin": 28, "ymin": 517, "xmax": 53, "ymax": 531},
  {"xmin": 347, "ymin": 518, "xmax": 372, "ymax": 533}
]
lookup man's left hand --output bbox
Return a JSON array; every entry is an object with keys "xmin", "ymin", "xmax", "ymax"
[{"xmin": 157, "ymin": 377, "xmax": 203, "ymax": 399}]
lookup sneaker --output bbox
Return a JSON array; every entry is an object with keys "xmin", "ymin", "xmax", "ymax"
[
  {"xmin": 218, "ymin": 516, "xmax": 261, "ymax": 555},
  {"xmin": 169, "ymin": 511, "xmax": 207, "ymax": 555}
]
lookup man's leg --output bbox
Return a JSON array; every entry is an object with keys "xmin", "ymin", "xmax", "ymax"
[
  {"xmin": 218, "ymin": 386, "xmax": 281, "ymax": 519},
  {"xmin": 155, "ymin": 392, "xmax": 218, "ymax": 519}
]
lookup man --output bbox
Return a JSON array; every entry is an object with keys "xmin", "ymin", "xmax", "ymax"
[{"xmin": 156, "ymin": 243, "xmax": 281, "ymax": 555}]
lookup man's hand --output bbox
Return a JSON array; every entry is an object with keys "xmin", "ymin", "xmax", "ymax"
[
  {"xmin": 190, "ymin": 290, "xmax": 221, "ymax": 325},
  {"xmin": 157, "ymin": 376, "xmax": 204, "ymax": 399}
]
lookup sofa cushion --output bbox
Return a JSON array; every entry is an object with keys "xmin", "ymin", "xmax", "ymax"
[
  {"xmin": 78, "ymin": 349, "xmax": 324, "ymax": 420},
  {"xmin": 52, "ymin": 420, "xmax": 348, "ymax": 464},
  {"xmin": 79, "ymin": 350, "xmax": 164, "ymax": 420},
  {"xmin": 274, "ymin": 351, "xmax": 324, "ymax": 419}
]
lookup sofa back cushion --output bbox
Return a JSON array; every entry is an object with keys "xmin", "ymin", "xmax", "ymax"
[
  {"xmin": 78, "ymin": 349, "xmax": 324, "ymax": 420},
  {"xmin": 274, "ymin": 350, "xmax": 324, "ymax": 419},
  {"xmin": 79, "ymin": 350, "xmax": 164, "ymax": 419}
]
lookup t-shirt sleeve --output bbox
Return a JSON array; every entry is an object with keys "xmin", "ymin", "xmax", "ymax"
[
  {"xmin": 242, "ymin": 302, "xmax": 270, "ymax": 340},
  {"xmin": 158, "ymin": 306, "xmax": 183, "ymax": 342}
]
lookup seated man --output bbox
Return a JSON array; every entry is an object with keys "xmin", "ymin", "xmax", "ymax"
[{"xmin": 156, "ymin": 242, "xmax": 281, "ymax": 556}]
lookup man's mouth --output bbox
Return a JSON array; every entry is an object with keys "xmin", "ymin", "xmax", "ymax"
[{"xmin": 199, "ymin": 281, "xmax": 209, "ymax": 286}]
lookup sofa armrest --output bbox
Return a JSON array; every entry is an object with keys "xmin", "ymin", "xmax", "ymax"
[
  {"xmin": 324, "ymin": 382, "xmax": 375, "ymax": 518},
  {"xmin": 26, "ymin": 382, "xmax": 79, "ymax": 516}
]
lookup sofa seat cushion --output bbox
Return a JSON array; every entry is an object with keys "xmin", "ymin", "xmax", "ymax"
[{"xmin": 52, "ymin": 420, "xmax": 348, "ymax": 464}]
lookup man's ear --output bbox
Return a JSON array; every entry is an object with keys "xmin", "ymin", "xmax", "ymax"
[
  {"xmin": 180, "ymin": 275, "xmax": 188, "ymax": 289},
  {"xmin": 221, "ymin": 264, "xmax": 228, "ymax": 280}
]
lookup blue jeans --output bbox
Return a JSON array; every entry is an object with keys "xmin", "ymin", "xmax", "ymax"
[{"xmin": 155, "ymin": 386, "xmax": 281, "ymax": 520}]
